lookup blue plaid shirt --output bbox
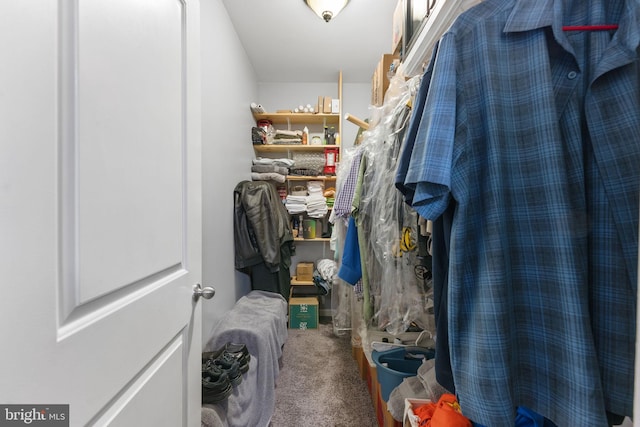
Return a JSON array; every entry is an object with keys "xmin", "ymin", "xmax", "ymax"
[{"xmin": 396, "ymin": 0, "xmax": 639, "ymax": 426}]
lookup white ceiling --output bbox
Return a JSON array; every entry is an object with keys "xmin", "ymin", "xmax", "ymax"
[{"xmin": 221, "ymin": 0, "xmax": 399, "ymax": 83}]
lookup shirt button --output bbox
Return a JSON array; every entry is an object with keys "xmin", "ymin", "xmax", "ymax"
[{"xmin": 567, "ymin": 71, "xmax": 578, "ymax": 79}]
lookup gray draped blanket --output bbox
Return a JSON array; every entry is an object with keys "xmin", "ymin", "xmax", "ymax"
[{"xmin": 202, "ymin": 291, "xmax": 288, "ymax": 427}]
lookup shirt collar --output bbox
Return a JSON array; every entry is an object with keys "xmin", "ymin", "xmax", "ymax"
[
  {"xmin": 503, "ymin": 0, "xmax": 639, "ymax": 59},
  {"xmin": 617, "ymin": 0, "xmax": 640, "ymax": 54},
  {"xmin": 504, "ymin": 0, "xmax": 555, "ymax": 33}
]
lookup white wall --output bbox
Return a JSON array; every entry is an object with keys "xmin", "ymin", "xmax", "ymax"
[
  {"xmin": 201, "ymin": 0, "xmax": 258, "ymax": 344},
  {"xmin": 342, "ymin": 82, "xmax": 374, "ymax": 149}
]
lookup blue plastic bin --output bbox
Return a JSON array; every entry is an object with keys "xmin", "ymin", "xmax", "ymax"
[{"xmin": 372, "ymin": 346, "xmax": 435, "ymax": 401}]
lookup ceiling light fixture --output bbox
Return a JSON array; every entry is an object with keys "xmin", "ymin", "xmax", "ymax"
[{"xmin": 303, "ymin": 0, "xmax": 350, "ymax": 23}]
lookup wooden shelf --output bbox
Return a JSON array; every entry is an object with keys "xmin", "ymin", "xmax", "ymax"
[
  {"xmin": 287, "ymin": 175, "xmax": 336, "ymax": 181},
  {"xmin": 253, "ymin": 144, "xmax": 340, "ymax": 153},
  {"xmin": 291, "ymin": 277, "xmax": 314, "ymax": 286},
  {"xmin": 253, "ymin": 112, "xmax": 340, "ymax": 126},
  {"xmin": 294, "ymin": 237, "xmax": 330, "ymax": 242},
  {"xmin": 254, "ymin": 73, "xmax": 341, "ymax": 276}
]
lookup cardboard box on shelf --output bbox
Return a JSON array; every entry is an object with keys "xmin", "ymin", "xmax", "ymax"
[
  {"xmin": 371, "ymin": 54, "xmax": 399, "ymax": 106},
  {"xmin": 289, "ymin": 297, "xmax": 319, "ymax": 329},
  {"xmin": 296, "ymin": 262, "xmax": 314, "ymax": 281},
  {"xmin": 323, "ymin": 96, "xmax": 333, "ymax": 113}
]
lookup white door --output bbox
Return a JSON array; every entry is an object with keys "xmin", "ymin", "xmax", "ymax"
[{"xmin": 0, "ymin": 0, "xmax": 203, "ymax": 425}]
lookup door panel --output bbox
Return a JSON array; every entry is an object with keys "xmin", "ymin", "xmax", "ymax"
[
  {"xmin": 75, "ymin": 0, "xmax": 184, "ymax": 302},
  {"xmin": 90, "ymin": 336, "xmax": 184, "ymax": 426},
  {"xmin": 0, "ymin": 0, "xmax": 201, "ymax": 425}
]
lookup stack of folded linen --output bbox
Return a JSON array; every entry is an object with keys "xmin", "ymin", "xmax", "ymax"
[
  {"xmin": 284, "ymin": 195, "xmax": 307, "ymax": 214},
  {"xmin": 270, "ymin": 129, "xmax": 303, "ymax": 145},
  {"xmin": 253, "ymin": 157, "xmax": 294, "ymax": 168},
  {"xmin": 306, "ymin": 181, "xmax": 327, "ymax": 218},
  {"xmin": 251, "ymin": 157, "xmax": 293, "ymax": 183},
  {"xmin": 306, "ymin": 195, "xmax": 327, "ymax": 218}
]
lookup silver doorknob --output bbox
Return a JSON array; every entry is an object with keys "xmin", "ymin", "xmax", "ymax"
[{"xmin": 193, "ymin": 283, "xmax": 215, "ymax": 300}]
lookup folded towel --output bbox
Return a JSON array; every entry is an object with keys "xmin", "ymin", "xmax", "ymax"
[
  {"xmin": 285, "ymin": 195, "xmax": 307, "ymax": 203},
  {"xmin": 251, "ymin": 172, "xmax": 286, "ymax": 183},
  {"xmin": 251, "ymin": 164, "xmax": 289, "ymax": 175},
  {"xmin": 274, "ymin": 129, "xmax": 302, "ymax": 138},
  {"xmin": 253, "ymin": 157, "xmax": 295, "ymax": 168},
  {"xmin": 271, "ymin": 138, "xmax": 302, "ymax": 144},
  {"xmin": 285, "ymin": 195, "xmax": 307, "ymax": 215}
]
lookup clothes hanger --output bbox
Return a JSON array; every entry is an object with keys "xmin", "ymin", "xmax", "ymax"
[{"xmin": 562, "ymin": 24, "xmax": 618, "ymax": 31}]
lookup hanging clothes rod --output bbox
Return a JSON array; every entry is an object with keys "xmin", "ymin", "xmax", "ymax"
[
  {"xmin": 344, "ymin": 113, "xmax": 370, "ymax": 130},
  {"xmin": 562, "ymin": 24, "xmax": 619, "ymax": 31}
]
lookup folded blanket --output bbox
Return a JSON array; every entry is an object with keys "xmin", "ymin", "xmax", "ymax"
[
  {"xmin": 306, "ymin": 194, "xmax": 328, "ymax": 218},
  {"xmin": 274, "ymin": 129, "xmax": 302, "ymax": 138},
  {"xmin": 285, "ymin": 195, "xmax": 307, "ymax": 204},
  {"xmin": 251, "ymin": 172, "xmax": 286, "ymax": 183},
  {"xmin": 285, "ymin": 205, "xmax": 306, "ymax": 215},
  {"xmin": 253, "ymin": 157, "xmax": 295, "ymax": 168},
  {"xmin": 271, "ymin": 138, "xmax": 302, "ymax": 144},
  {"xmin": 251, "ymin": 164, "xmax": 289, "ymax": 175},
  {"xmin": 285, "ymin": 195, "xmax": 307, "ymax": 215}
]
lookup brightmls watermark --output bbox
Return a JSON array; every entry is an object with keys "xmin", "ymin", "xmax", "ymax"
[{"xmin": 0, "ymin": 406, "xmax": 68, "ymax": 426}]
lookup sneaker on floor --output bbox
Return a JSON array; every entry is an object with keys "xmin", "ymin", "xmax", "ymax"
[
  {"xmin": 213, "ymin": 352, "xmax": 243, "ymax": 386},
  {"xmin": 224, "ymin": 342, "xmax": 251, "ymax": 374},
  {"xmin": 202, "ymin": 365, "xmax": 232, "ymax": 404},
  {"xmin": 203, "ymin": 351, "xmax": 243, "ymax": 386},
  {"xmin": 203, "ymin": 345, "xmax": 250, "ymax": 376}
]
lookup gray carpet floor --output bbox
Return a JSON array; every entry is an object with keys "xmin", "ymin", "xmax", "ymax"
[{"xmin": 269, "ymin": 318, "xmax": 378, "ymax": 427}]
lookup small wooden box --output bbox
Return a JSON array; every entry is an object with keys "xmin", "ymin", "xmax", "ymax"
[
  {"xmin": 323, "ymin": 96, "xmax": 333, "ymax": 113},
  {"xmin": 296, "ymin": 262, "xmax": 314, "ymax": 281}
]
